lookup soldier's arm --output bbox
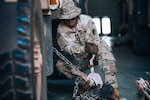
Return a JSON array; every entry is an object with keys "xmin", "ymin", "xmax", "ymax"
[
  {"xmin": 85, "ymin": 19, "xmax": 100, "ymax": 45},
  {"xmin": 57, "ymin": 32, "xmax": 87, "ymax": 57}
]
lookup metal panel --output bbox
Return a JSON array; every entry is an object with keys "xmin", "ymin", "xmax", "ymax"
[{"xmin": 40, "ymin": 0, "xmax": 49, "ymax": 10}]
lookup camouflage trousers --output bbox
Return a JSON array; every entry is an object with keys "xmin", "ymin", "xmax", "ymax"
[{"xmin": 56, "ymin": 59, "xmax": 118, "ymax": 88}]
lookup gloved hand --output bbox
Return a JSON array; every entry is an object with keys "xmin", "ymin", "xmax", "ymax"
[
  {"xmin": 85, "ymin": 43, "xmax": 98, "ymax": 54},
  {"xmin": 83, "ymin": 80, "xmax": 91, "ymax": 90},
  {"xmin": 78, "ymin": 80, "xmax": 91, "ymax": 94}
]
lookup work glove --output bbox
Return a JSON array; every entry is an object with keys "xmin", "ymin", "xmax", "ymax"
[
  {"xmin": 85, "ymin": 43, "xmax": 98, "ymax": 54},
  {"xmin": 78, "ymin": 80, "xmax": 91, "ymax": 94}
]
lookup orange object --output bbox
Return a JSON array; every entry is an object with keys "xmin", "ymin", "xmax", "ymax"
[{"xmin": 50, "ymin": 0, "xmax": 57, "ymax": 5}]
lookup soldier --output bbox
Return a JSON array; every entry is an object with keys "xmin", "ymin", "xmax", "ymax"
[{"xmin": 55, "ymin": 0, "xmax": 126, "ymax": 100}]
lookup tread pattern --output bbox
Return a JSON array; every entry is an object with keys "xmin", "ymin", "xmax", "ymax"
[{"xmin": 0, "ymin": 0, "xmax": 36, "ymax": 100}]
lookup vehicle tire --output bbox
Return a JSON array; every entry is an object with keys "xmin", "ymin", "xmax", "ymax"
[{"xmin": 0, "ymin": 0, "xmax": 47, "ymax": 100}]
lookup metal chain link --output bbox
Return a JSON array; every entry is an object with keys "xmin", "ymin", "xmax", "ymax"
[
  {"xmin": 73, "ymin": 77, "xmax": 80, "ymax": 100},
  {"xmin": 52, "ymin": 47, "xmax": 75, "ymax": 69},
  {"xmin": 52, "ymin": 47, "xmax": 101, "ymax": 100},
  {"xmin": 52, "ymin": 47, "xmax": 81, "ymax": 99},
  {"xmin": 52, "ymin": 47, "xmax": 87, "ymax": 80}
]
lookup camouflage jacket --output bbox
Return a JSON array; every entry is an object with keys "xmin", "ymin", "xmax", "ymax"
[{"xmin": 57, "ymin": 14, "xmax": 115, "ymax": 61}]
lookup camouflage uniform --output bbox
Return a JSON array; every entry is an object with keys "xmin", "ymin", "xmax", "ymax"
[{"xmin": 56, "ymin": 14, "xmax": 118, "ymax": 88}]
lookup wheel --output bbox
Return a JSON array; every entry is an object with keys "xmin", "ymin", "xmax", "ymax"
[{"xmin": 0, "ymin": 0, "xmax": 48, "ymax": 100}]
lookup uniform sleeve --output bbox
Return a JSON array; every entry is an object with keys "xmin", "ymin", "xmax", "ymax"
[
  {"xmin": 84, "ymin": 18, "xmax": 115, "ymax": 61},
  {"xmin": 85, "ymin": 20, "xmax": 100, "ymax": 45},
  {"xmin": 57, "ymin": 29, "xmax": 86, "ymax": 57}
]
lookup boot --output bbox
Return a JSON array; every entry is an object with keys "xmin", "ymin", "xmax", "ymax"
[
  {"xmin": 109, "ymin": 88, "xmax": 127, "ymax": 100},
  {"xmin": 106, "ymin": 88, "xmax": 119, "ymax": 100},
  {"xmin": 113, "ymin": 88, "xmax": 119, "ymax": 99}
]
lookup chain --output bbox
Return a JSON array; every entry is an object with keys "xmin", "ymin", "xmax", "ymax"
[
  {"xmin": 52, "ymin": 47, "xmax": 75, "ymax": 68},
  {"xmin": 52, "ymin": 47, "xmax": 87, "ymax": 80},
  {"xmin": 52, "ymin": 47, "xmax": 101, "ymax": 100},
  {"xmin": 52, "ymin": 47, "xmax": 81, "ymax": 99},
  {"xmin": 72, "ymin": 77, "xmax": 101, "ymax": 100},
  {"xmin": 73, "ymin": 77, "xmax": 80, "ymax": 100}
]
